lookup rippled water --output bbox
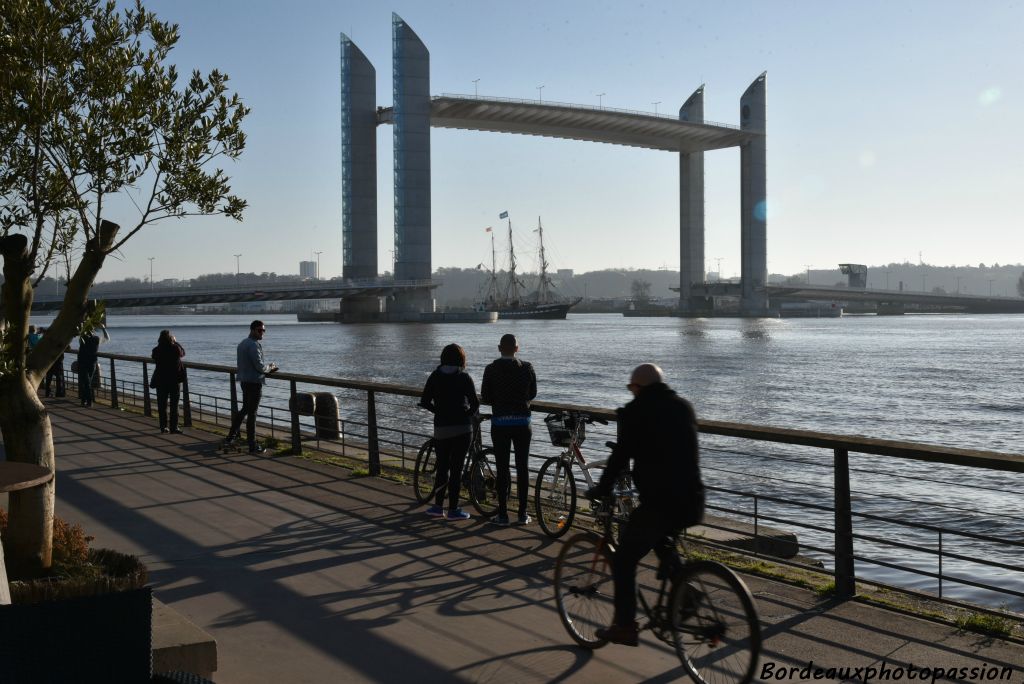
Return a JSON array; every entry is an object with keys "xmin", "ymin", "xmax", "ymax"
[{"xmin": 34, "ymin": 312, "xmax": 1024, "ymax": 609}]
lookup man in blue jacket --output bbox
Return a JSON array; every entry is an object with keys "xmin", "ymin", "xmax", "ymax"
[{"xmin": 225, "ymin": 320, "xmax": 278, "ymax": 453}]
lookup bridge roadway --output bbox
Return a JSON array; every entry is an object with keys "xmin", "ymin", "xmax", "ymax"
[
  {"xmin": 691, "ymin": 282, "xmax": 1024, "ymax": 313},
  {"xmin": 10, "ymin": 401, "xmax": 1023, "ymax": 683},
  {"xmin": 28, "ymin": 277, "xmax": 437, "ymax": 311}
]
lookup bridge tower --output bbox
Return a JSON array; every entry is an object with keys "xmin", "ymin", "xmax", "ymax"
[
  {"xmin": 339, "ymin": 34, "xmax": 381, "ymax": 317},
  {"xmin": 678, "ymin": 86, "xmax": 706, "ymax": 314},
  {"xmin": 739, "ymin": 72, "xmax": 769, "ymax": 315},
  {"xmin": 390, "ymin": 14, "xmax": 434, "ymax": 313}
]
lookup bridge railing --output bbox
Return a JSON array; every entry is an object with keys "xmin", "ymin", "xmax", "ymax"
[{"xmin": 72, "ymin": 350, "xmax": 1024, "ymax": 619}]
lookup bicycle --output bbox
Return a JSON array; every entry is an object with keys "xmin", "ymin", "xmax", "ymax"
[
  {"xmin": 535, "ymin": 411, "xmax": 638, "ymax": 539},
  {"xmin": 553, "ymin": 490, "xmax": 762, "ymax": 684},
  {"xmin": 412, "ymin": 414, "xmax": 505, "ymax": 517}
]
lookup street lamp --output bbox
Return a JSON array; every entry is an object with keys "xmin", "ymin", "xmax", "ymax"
[
  {"xmin": 652, "ymin": 101, "xmax": 661, "ymax": 115},
  {"xmin": 472, "ymin": 78, "xmax": 480, "ymax": 97},
  {"xmin": 314, "ymin": 251, "xmax": 323, "ymax": 280},
  {"xmin": 148, "ymin": 257, "xmax": 154, "ymax": 290},
  {"xmin": 537, "ymin": 85, "xmax": 544, "ymax": 103},
  {"xmin": 804, "ymin": 264, "xmax": 812, "ymax": 285},
  {"xmin": 596, "ymin": 92, "xmax": 605, "ymax": 109},
  {"xmin": 234, "ymin": 253, "xmax": 241, "ymax": 286}
]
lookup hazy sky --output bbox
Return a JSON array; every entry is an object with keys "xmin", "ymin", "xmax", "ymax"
[{"xmin": 95, "ymin": 0, "xmax": 1022, "ymax": 283}]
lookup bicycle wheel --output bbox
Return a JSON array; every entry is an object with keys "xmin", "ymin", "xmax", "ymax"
[
  {"xmin": 671, "ymin": 560, "xmax": 762, "ymax": 684},
  {"xmin": 554, "ymin": 533, "xmax": 614, "ymax": 648},
  {"xmin": 469, "ymin": 448, "xmax": 504, "ymax": 517},
  {"xmin": 536, "ymin": 456, "xmax": 577, "ymax": 538},
  {"xmin": 412, "ymin": 439, "xmax": 438, "ymax": 504}
]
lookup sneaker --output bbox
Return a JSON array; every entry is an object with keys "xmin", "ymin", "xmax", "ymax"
[
  {"xmin": 160, "ymin": 427, "xmax": 170, "ymax": 434},
  {"xmin": 425, "ymin": 505, "xmax": 445, "ymax": 517},
  {"xmin": 248, "ymin": 444, "xmax": 266, "ymax": 455},
  {"xmin": 446, "ymin": 508, "xmax": 471, "ymax": 521},
  {"xmin": 490, "ymin": 514, "xmax": 510, "ymax": 526},
  {"xmin": 516, "ymin": 513, "xmax": 532, "ymax": 525},
  {"xmin": 171, "ymin": 428, "xmax": 184, "ymax": 434},
  {"xmin": 223, "ymin": 435, "xmax": 237, "ymax": 446},
  {"xmin": 595, "ymin": 622, "xmax": 639, "ymax": 647}
]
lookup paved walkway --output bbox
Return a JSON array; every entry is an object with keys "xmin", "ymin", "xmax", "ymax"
[{"xmin": 5, "ymin": 400, "xmax": 1023, "ymax": 682}]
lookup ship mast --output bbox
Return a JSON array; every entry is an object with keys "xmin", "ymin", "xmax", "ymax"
[
  {"xmin": 536, "ymin": 216, "xmax": 553, "ymax": 304},
  {"xmin": 484, "ymin": 229, "xmax": 500, "ymax": 305},
  {"xmin": 503, "ymin": 215, "xmax": 523, "ymax": 306}
]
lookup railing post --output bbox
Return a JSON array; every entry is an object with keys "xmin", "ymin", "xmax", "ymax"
[
  {"xmin": 290, "ymin": 380, "xmax": 301, "ymax": 454},
  {"xmin": 142, "ymin": 361, "xmax": 152, "ymax": 417},
  {"xmin": 181, "ymin": 367, "xmax": 192, "ymax": 427},
  {"xmin": 367, "ymin": 390, "xmax": 380, "ymax": 476},
  {"xmin": 109, "ymin": 359, "xmax": 119, "ymax": 409},
  {"xmin": 229, "ymin": 371, "xmax": 238, "ymax": 425},
  {"xmin": 833, "ymin": 447, "xmax": 856, "ymax": 597},
  {"xmin": 938, "ymin": 531, "xmax": 943, "ymax": 598}
]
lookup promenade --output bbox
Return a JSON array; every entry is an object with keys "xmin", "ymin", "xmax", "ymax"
[{"xmin": 6, "ymin": 399, "xmax": 1023, "ymax": 683}]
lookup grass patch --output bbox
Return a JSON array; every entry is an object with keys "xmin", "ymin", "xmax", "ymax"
[
  {"xmin": 814, "ymin": 581, "xmax": 837, "ymax": 598},
  {"xmin": 350, "ymin": 467, "xmax": 371, "ymax": 477},
  {"xmin": 955, "ymin": 612, "xmax": 1014, "ymax": 639}
]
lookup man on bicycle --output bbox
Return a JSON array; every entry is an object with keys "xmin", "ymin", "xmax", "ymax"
[{"xmin": 589, "ymin": 363, "xmax": 704, "ymax": 646}]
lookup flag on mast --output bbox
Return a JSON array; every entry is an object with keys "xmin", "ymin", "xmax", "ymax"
[
  {"xmin": 499, "ymin": 211, "xmax": 508, "ymax": 219},
  {"xmin": 485, "ymin": 227, "xmax": 492, "ymax": 232}
]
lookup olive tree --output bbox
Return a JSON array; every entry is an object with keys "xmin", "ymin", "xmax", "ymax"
[{"xmin": 0, "ymin": 0, "xmax": 247, "ymax": 576}]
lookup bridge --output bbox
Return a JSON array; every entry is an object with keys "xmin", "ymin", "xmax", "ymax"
[{"xmin": 29, "ymin": 278, "xmax": 436, "ymax": 311}]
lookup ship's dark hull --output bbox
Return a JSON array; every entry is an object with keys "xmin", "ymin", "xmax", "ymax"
[{"xmin": 496, "ymin": 299, "xmax": 580, "ymax": 320}]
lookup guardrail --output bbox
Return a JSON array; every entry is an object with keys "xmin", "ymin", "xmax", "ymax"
[{"xmin": 70, "ymin": 351, "xmax": 1024, "ymax": 619}]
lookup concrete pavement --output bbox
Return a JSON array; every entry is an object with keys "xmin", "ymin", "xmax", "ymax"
[{"xmin": 6, "ymin": 399, "xmax": 1022, "ymax": 683}]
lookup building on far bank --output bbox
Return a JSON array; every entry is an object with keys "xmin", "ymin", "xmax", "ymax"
[{"xmin": 299, "ymin": 261, "xmax": 317, "ymax": 279}]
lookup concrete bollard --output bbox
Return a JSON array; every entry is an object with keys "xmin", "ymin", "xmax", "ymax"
[
  {"xmin": 289, "ymin": 392, "xmax": 316, "ymax": 416},
  {"xmin": 312, "ymin": 392, "xmax": 340, "ymax": 440}
]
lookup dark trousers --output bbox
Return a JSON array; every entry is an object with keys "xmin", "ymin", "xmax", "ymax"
[
  {"xmin": 492, "ymin": 424, "xmax": 532, "ymax": 517},
  {"xmin": 156, "ymin": 384, "xmax": 181, "ymax": 430},
  {"xmin": 45, "ymin": 364, "xmax": 65, "ymax": 397},
  {"xmin": 229, "ymin": 381, "xmax": 263, "ymax": 447},
  {"xmin": 78, "ymin": 364, "xmax": 97, "ymax": 405},
  {"xmin": 612, "ymin": 504, "xmax": 683, "ymax": 626},
  {"xmin": 433, "ymin": 432, "xmax": 471, "ymax": 510}
]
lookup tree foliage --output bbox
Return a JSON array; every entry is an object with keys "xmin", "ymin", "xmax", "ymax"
[{"xmin": 0, "ymin": 0, "xmax": 247, "ymax": 576}]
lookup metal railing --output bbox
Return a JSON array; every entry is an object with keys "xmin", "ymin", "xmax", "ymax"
[{"xmin": 71, "ymin": 351, "xmax": 1024, "ymax": 618}]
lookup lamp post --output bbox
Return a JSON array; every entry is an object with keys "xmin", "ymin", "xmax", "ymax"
[
  {"xmin": 804, "ymin": 264, "xmax": 812, "ymax": 285},
  {"xmin": 148, "ymin": 257, "xmax": 154, "ymax": 290},
  {"xmin": 988, "ymin": 279, "xmax": 995, "ymax": 296},
  {"xmin": 652, "ymin": 101, "xmax": 661, "ymax": 115},
  {"xmin": 537, "ymin": 85, "xmax": 544, "ymax": 103},
  {"xmin": 314, "ymin": 251, "xmax": 323, "ymax": 280},
  {"xmin": 596, "ymin": 92, "xmax": 605, "ymax": 109},
  {"xmin": 472, "ymin": 79, "xmax": 480, "ymax": 97},
  {"xmin": 234, "ymin": 253, "xmax": 241, "ymax": 286}
]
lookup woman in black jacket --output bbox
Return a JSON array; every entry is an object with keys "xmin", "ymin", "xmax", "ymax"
[
  {"xmin": 151, "ymin": 329, "xmax": 186, "ymax": 434},
  {"xmin": 418, "ymin": 343, "xmax": 480, "ymax": 520}
]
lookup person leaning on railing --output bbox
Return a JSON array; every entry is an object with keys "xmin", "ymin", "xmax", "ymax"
[
  {"xmin": 588, "ymin": 363, "xmax": 705, "ymax": 647},
  {"xmin": 224, "ymin": 320, "xmax": 278, "ymax": 454},
  {"xmin": 151, "ymin": 330, "xmax": 186, "ymax": 434}
]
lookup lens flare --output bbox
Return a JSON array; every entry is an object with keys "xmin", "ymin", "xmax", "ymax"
[{"xmin": 979, "ymin": 87, "xmax": 1002, "ymax": 106}]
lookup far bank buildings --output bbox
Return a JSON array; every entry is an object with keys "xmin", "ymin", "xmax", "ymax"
[{"xmin": 340, "ymin": 14, "xmax": 768, "ymax": 317}]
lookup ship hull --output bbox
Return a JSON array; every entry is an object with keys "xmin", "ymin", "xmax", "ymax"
[{"xmin": 496, "ymin": 299, "xmax": 580, "ymax": 320}]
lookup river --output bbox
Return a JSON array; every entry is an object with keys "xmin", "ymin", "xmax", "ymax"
[{"xmin": 30, "ymin": 311, "xmax": 1024, "ymax": 610}]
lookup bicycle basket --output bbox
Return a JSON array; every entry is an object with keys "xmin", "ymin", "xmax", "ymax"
[{"xmin": 544, "ymin": 413, "xmax": 584, "ymax": 447}]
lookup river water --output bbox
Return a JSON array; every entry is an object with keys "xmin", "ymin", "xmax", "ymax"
[{"xmin": 32, "ymin": 312, "xmax": 1024, "ymax": 610}]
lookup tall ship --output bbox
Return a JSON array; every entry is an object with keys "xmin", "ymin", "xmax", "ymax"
[{"xmin": 479, "ymin": 214, "xmax": 581, "ymax": 320}]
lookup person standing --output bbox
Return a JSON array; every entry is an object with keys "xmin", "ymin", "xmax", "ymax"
[
  {"xmin": 590, "ymin": 363, "xmax": 704, "ymax": 646},
  {"xmin": 480, "ymin": 333, "xmax": 537, "ymax": 526},
  {"xmin": 225, "ymin": 320, "xmax": 277, "ymax": 453},
  {"xmin": 151, "ymin": 330, "xmax": 186, "ymax": 434},
  {"xmin": 76, "ymin": 326, "xmax": 109, "ymax": 407},
  {"xmin": 44, "ymin": 336, "xmax": 67, "ymax": 398},
  {"xmin": 418, "ymin": 343, "xmax": 480, "ymax": 521}
]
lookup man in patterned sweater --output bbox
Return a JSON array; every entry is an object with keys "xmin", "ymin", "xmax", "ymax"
[{"xmin": 481, "ymin": 334, "xmax": 538, "ymax": 526}]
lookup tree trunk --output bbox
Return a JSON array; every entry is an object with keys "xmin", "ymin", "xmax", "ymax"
[{"xmin": 0, "ymin": 375, "xmax": 55, "ymax": 578}]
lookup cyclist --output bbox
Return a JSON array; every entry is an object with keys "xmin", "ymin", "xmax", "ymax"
[
  {"xmin": 418, "ymin": 343, "xmax": 480, "ymax": 520},
  {"xmin": 589, "ymin": 363, "xmax": 704, "ymax": 646},
  {"xmin": 481, "ymin": 333, "xmax": 537, "ymax": 526}
]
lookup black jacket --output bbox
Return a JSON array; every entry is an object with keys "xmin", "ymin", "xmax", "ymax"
[
  {"xmin": 597, "ymin": 383, "xmax": 703, "ymax": 524},
  {"xmin": 151, "ymin": 342, "xmax": 185, "ymax": 389},
  {"xmin": 419, "ymin": 368, "xmax": 480, "ymax": 429},
  {"xmin": 480, "ymin": 357, "xmax": 537, "ymax": 417}
]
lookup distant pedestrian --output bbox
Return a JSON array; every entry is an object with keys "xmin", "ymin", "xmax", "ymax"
[
  {"xmin": 26, "ymin": 325, "xmax": 42, "ymax": 351},
  {"xmin": 225, "ymin": 320, "xmax": 278, "ymax": 453},
  {"xmin": 44, "ymin": 335, "xmax": 67, "ymax": 398},
  {"xmin": 481, "ymin": 333, "xmax": 537, "ymax": 526},
  {"xmin": 76, "ymin": 325, "xmax": 109, "ymax": 407},
  {"xmin": 151, "ymin": 329, "xmax": 186, "ymax": 434},
  {"xmin": 418, "ymin": 343, "xmax": 480, "ymax": 521}
]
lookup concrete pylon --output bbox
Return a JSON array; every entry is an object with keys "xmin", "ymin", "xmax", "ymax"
[
  {"xmin": 679, "ymin": 86, "xmax": 706, "ymax": 314},
  {"xmin": 740, "ymin": 72, "xmax": 769, "ymax": 316},
  {"xmin": 391, "ymin": 14, "xmax": 434, "ymax": 313}
]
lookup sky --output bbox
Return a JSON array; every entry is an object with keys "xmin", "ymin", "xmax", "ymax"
[{"xmin": 94, "ymin": 0, "xmax": 1023, "ymax": 283}]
